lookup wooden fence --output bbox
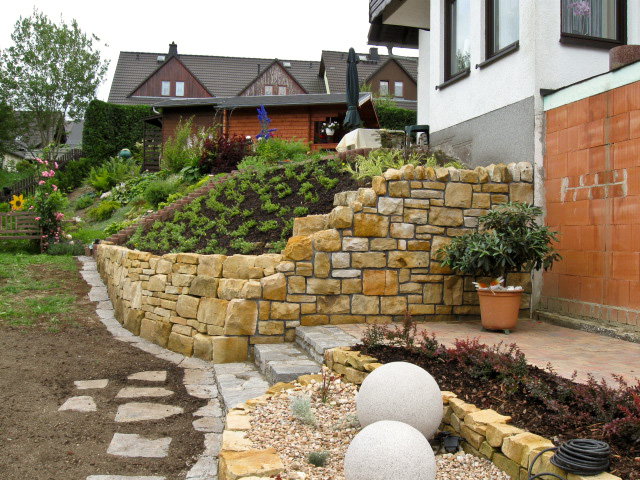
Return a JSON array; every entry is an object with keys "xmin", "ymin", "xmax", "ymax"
[
  {"xmin": 0, "ymin": 211, "xmax": 43, "ymax": 252},
  {"xmin": 0, "ymin": 148, "xmax": 83, "ymax": 203}
]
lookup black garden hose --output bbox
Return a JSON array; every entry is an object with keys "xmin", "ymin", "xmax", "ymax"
[{"xmin": 528, "ymin": 439, "xmax": 610, "ymax": 480}]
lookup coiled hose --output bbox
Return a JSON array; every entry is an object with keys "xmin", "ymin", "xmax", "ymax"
[{"xmin": 528, "ymin": 439, "xmax": 610, "ymax": 480}]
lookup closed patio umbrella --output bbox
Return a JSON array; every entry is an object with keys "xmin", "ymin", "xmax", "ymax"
[{"xmin": 343, "ymin": 47, "xmax": 361, "ymax": 131}]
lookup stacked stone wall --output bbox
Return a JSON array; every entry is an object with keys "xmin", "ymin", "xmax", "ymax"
[{"xmin": 97, "ymin": 162, "xmax": 534, "ymax": 362}]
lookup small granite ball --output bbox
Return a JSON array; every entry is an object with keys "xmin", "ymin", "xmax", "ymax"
[
  {"xmin": 356, "ymin": 361, "xmax": 442, "ymax": 439},
  {"xmin": 344, "ymin": 420, "xmax": 436, "ymax": 480}
]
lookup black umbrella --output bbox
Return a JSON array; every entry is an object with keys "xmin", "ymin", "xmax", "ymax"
[{"xmin": 343, "ymin": 47, "xmax": 361, "ymax": 131}]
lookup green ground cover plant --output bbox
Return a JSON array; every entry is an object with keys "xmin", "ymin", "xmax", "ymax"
[{"xmin": 127, "ymin": 158, "xmax": 360, "ymax": 255}]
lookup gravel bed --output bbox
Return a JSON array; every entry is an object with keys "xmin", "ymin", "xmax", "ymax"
[{"xmin": 247, "ymin": 372, "xmax": 511, "ymax": 480}]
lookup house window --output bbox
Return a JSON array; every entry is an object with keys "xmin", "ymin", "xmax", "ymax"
[
  {"xmin": 161, "ymin": 81, "xmax": 170, "ymax": 96},
  {"xmin": 175, "ymin": 82, "xmax": 185, "ymax": 97},
  {"xmin": 487, "ymin": 0, "xmax": 519, "ymax": 57},
  {"xmin": 379, "ymin": 80, "xmax": 389, "ymax": 96},
  {"xmin": 394, "ymin": 81, "xmax": 404, "ymax": 98},
  {"xmin": 278, "ymin": 86, "xmax": 287, "ymax": 95},
  {"xmin": 561, "ymin": 0, "xmax": 626, "ymax": 47},
  {"xmin": 445, "ymin": 0, "xmax": 471, "ymax": 80},
  {"xmin": 264, "ymin": 85, "xmax": 274, "ymax": 95}
]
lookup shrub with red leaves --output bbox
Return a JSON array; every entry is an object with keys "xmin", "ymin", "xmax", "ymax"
[{"xmin": 199, "ymin": 135, "xmax": 249, "ymax": 174}]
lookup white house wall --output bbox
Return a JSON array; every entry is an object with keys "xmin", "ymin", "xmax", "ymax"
[{"xmin": 417, "ymin": 29, "xmax": 431, "ymax": 125}]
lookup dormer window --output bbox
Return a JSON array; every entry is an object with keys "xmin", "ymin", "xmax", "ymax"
[
  {"xmin": 161, "ymin": 81, "xmax": 170, "ymax": 96},
  {"xmin": 176, "ymin": 82, "xmax": 184, "ymax": 97}
]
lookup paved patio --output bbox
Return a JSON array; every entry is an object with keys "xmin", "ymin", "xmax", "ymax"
[{"xmin": 338, "ymin": 318, "xmax": 640, "ymax": 385}]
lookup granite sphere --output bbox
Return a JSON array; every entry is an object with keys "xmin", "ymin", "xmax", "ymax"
[
  {"xmin": 356, "ymin": 361, "xmax": 442, "ymax": 439},
  {"xmin": 344, "ymin": 420, "xmax": 436, "ymax": 480}
]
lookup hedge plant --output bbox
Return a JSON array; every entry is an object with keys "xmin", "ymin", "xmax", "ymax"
[{"xmin": 375, "ymin": 103, "xmax": 417, "ymax": 131}]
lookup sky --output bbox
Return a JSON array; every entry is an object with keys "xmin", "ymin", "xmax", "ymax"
[{"xmin": 0, "ymin": 0, "xmax": 418, "ymax": 101}]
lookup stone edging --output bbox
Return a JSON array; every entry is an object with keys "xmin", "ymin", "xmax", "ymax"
[{"xmin": 324, "ymin": 347, "xmax": 621, "ymax": 480}]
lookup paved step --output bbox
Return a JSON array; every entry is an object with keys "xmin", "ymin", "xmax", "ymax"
[
  {"xmin": 213, "ymin": 362, "xmax": 270, "ymax": 412},
  {"xmin": 253, "ymin": 343, "xmax": 321, "ymax": 384},
  {"xmin": 295, "ymin": 325, "xmax": 359, "ymax": 363}
]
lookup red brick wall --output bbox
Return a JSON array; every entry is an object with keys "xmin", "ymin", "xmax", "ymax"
[{"xmin": 542, "ymin": 80, "xmax": 640, "ymax": 327}]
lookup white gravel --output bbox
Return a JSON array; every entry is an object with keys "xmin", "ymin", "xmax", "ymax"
[{"xmin": 247, "ymin": 370, "xmax": 511, "ymax": 480}]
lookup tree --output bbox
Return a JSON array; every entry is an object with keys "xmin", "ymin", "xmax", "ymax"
[
  {"xmin": 0, "ymin": 9, "xmax": 109, "ymax": 159},
  {"xmin": 0, "ymin": 101, "xmax": 18, "ymax": 157}
]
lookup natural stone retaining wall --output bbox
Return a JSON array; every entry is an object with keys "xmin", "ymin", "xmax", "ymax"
[
  {"xmin": 97, "ymin": 162, "xmax": 534, "ymax": 362},
  {"xmin": 325, "ymin": 348, "xmax": 621, "ymax": 480}
]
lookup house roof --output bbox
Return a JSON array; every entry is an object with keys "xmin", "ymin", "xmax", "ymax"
[
  {"xmin": 154, "ymin": 92, "xmax": 374, "ymax": 109},
  {"xmin": 320, "ymin": 50, "xmax": 418, "ymax": 93},
  {"xmin": 108, "ymin": 51, "xmax": 325, "ymax": 105}
]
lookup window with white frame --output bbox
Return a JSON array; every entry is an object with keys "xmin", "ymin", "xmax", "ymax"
[
  {"xmin": 394, "ymin": 81, "xmax": 404, "ymax": 98},
  {"xmin": 379, "ymin": 80, "xmax": 389, "ymax": 96},
  {"xmin": 278, "ymin": 86, "xmax": 287, "ymax": 95},
  {"xmin": 176, "ymin": 82, "xmax": 185, "ymax": 96},
  {"xmin": 161, "ymin": 81, "xmax": 170, "ymax": 96},
  {"xmin": 265, "ymin": 85, "xmax": 274, "ymax": 95}
]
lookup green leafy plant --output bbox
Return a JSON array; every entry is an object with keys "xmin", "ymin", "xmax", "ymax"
[
  {"xmin": 87, "ymin": 200, "xmax": 121, "ymax": 221},
  {"xmin": 253, "ymin": 137, "xmax": 309, "ymax": 163},
  {"xmin": 74, "ymin": 194, "xmax": 94, "ymax": 210},
  {"xmin": 307, "ymin": 451, "xmax": 329, "ymax": 467},
  {"xmin": 143, "ymin": 178, "xmax": 180, "ymax": 208},
  {"xmin": 290, "ymin": 395, "xmax": 316, "ymax": 426},
  {"xmin": 438, "ymin": 202, "xmax": 561, "ymax": 280},
  {"xmin": 87, "ymin": 157, "xmax": 140, "ymax": 193},
  {"xmin": 162, "ymin": 117, "xmax": 200, "ymax": 172},
  {"xmin": 46, "ymin": 242, "xmax": 85, "ymax": 255}
]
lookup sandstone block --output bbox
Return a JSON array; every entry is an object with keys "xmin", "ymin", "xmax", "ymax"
[
  {"xmin": 388, "ymin": 251, "xmax": 429, "ymax": 268},
  {"xmin": 172, "ymin": 273, "xmax": 195, "ymax": 287},
  {"xmin": 174, "ymin": 263, "xmax": 197, "ymax": 275},
  {"xmin": 189, "ymin": 276, "xmax": 219, "ymax": 297},
  {"xmin": 465, "ymin": 409, "xmax": 512, "ymax": 435},
  {"xmin": 352, "ymin": 294, "xmax": 379, "ymax": 314},
  {"xmin": 197, "ymin": 254, "xmax": 226, "ymax": 277},
  {"xmin": 197, "ymin": 297, "xmax": 228, "ymax": 326},
  {"xmin": 390, "ymin": 222, "xmax": 415, "ymax": 238},
  {"xmin": 493, "ymin": 453, "xmax": 521, "ymax": 480},
  {"xmin": 371, "ymin": 176, "xmax": 386, "ymax": 195},
  {"xmin": 529, "ymin": 451, "xmax": 568, "ymax": 479},
  {"xmin": 342, "ymin": 278, "xmax": 362, "ymax": 294},
  {"xmin": 328, "ymin": 206, "xmax": 354, "ymax": 229},
  {"xmin": 459, "ymin": 170, "xmax": 479, "ymax": 183},
  {"xmin": 424, "ymin": 284, "xmax": 443, "ymax": 304},
  {"xmin": 449, "ymin": 398, "xmax": 480, "ymax": 418},
  {"xmin": 363, "ymin": 270, "xmax": 398, "ymax": 296},
  {"xmin": 317, "ymin": 295, "xmax": 350, "ymax": 314},
  {"xmin": 380, "ymin": 296, "xmax": 407, "ymax": 315},
  {"xmin": 352, "ymin": 252, "xmax": 386, "ymax": 268},
  {"xmin": 295, "ymin": 262, "xmax": 312, "ymax": 276},
  {"xmin": 445, "ymin": 182, "xmax": 473, "ymax": 208},
  {"xmin": 293, "ymin": 215, "xmax": 328, "ymax": 236},
  {"xmin": 332, "ymin": 252, "xmax": 350, "ymax": 268},
  {"xmin": 124, "ymin": 309, "xmax": 144, "ymax": 335},
  {"xmin": 429, "ymin": 207, "xmax": 464, "ymax": 226},
  {"xmin": 192, "ymin": 333, "xmax": 212, "ymax": 360},
  {"xmin": 148, "ymin": 274, "xmax": 167, "ymax": 292},
  {"xmin": 354, "ymin": 214, "xmax": 389, "ymax": 237},
  {"xmin": 283, "ymin": 236, "xmax": 312, "ymax": 261},
  {"xmin": 460, "ymin": 424, "xmax": 485, "ymax": 450},
  {"xmin": 176, "ymin": 253, "xmax": 199, "ymax": 264},
  {"xmin": 167, "ymin": 332, "xmax": 194, "ymax": 356},
  {"xmin": 258, "ymin": 321, "xmax": 285, "ymax": 335},
  {"xmin": 223, "ymin": 255, "xmax": 260, "ymax": 279},
  {"xmin": 219, "ymin": 448, "xmax": 284, "ymax": 480},
  {"xmin": 156, "ymin": 260, "xmax": 173, "ymax": 275},
  {"xmin": 270, "ymin": 302, "xmax": 300, "ymax": 320},
  {"xmin": 260, "ymin": 273, "xmax": 286, "ymax": 301},
  {"xmin": 383, "ymin": 168, "xmax": 402, "ymax": 180},
  {"xmin": 510, "ymin": 183, "xmax": 534, "ymax": 204},
  {"xmin": 518, "ymin": 162, "xmax": 533, "ymax": 182},
  {"xmin": 313, "ymin": 229, "xmax": 341, "ymax": 252},
  {"xmin": 218, "ymin": 279, "xmax": 247, "ymax": 300},
  {"xmin": 408, "ymin": 240, "xmax": 431, "ymax": 251},
  {"xmin": 287, "ymin": 275, "xmax": 306, "ymax": 294},
  {"xmin": 240, "ymin": 280, "xmax": 262, "ymax": 299},
  {"xmin": 443, "ymin": 276, "xmax": 463, "ymax": 305},
  {"xmin": 378, "ymin": 197, "xmax": 403, "ymax": 215},
  {"xmin": 211, "ymin": 336, "xmax": 249, "ymax": 364},
  {"xmin": 487, "ymin": 163, "xmax": 508, "ymax": 182},
  {"xmin": 301, "ymin": 314, "xmax": 329, "ymax": 326},
  {"xmin": 502, "ymin": 432, "xmax": 555, "ymax": 468},
  {"xmin": 139, "ymin": 318, "xmax": 171, "ymax": 348},
  {"xmin": 223, "ymin": 299, "xmax": 258, "ymax": 335},
  {"xmin": 482, "ymin": 183, "xmax": 509, "ymax": 193},
  {"xmin": 435, "ymin": 167, "xmax": 450, "ymax": 181},
  {"xmin": 472, "ymin": 193, "xmax": 491, "ymax": 209},
  {"xmin": 329, "ymin": 314, "xmax": 365, "ymax": 324},
  {"xmin": 307, "ymin": 278, "xmax": 341, "ymax": 295},
  {"xmin": 342, "ymin": 237, "xmax": 368, "ymax": 251},
  {"xmin": 176, "ymin": 295, "xmax": 200, "ymax": 319},
  {"xmin": 356, "ymin": 188, "xmax": 377, "ymax": 207},
  {"xmin": 370, "ymin": 238, "xmax": 397, "ymax": 250},
  {"xmin": 388, "ymin": 181, "xmax": 410, "ymax": 197}
]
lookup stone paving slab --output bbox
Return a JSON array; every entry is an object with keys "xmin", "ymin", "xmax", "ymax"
[
  {"xmin": 185, "ymin": 456, "xmax": 218, "ymax": 479},
  {"xmin": 114, "ymin": 402, "xmax": 184, "ymax": 422},
  {"xmin": 192, "ymin": 417, "xmax": 224, "ymax": 433},
  {"xmin": 128, "ymin": 371, "xmax": 167, "ymax": 382},
  {"xmin": 59, "ymin": 396, "xmax": 97, "ymax": 412},
  {"xmin": 183, "ymin": 369, "xmax": 215, "ymax": 385},
  {"xmin": 107, "ymin": 433, "xmax": 171, "ymax": 458},
  {"xmin": 253, "ymin": 343, "xmax": 321, "ymax": 384},
  {"xmin": 116, "ymin": 387, "xmax": 173, "ymax": 399},
  {"xmin": 88, "ymin": 286, "xmax": 109, "ymax": 302},
  {"xmin": 295, "ymin": 325, "xmax": 359, "ymax": 363},
  {"xmin": 213, "ymin": 362, "xmax": 269, "ymax": 412},
  {"xmin": 75, "ymin": 379, "xmax": 109, "ymax": 390},
  {"xmin": 194, "ymin": 399, "xmax": 223, "ymax": 418}
]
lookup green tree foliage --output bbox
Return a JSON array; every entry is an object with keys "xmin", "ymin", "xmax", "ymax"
[
  {"xmin": 0, "ymin": 9, "xmax": 109, "ymax": 158},
  {"xmin": 0, "ymin": 101, "xmax": 18, "ymax": 156},
  {"xmin": 83, "ymin": 100, "xmax": 152, "ymax": 161},
  {"xmin": 375, "ymin": 102, "xmax": 417, "ymax": 131}
]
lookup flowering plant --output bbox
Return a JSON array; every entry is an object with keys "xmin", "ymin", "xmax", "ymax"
[
  {"xmin": 255, "ymin": 105, "xmax": 276, "ymax": 140},
  {"xmin": 567, "ymin": 1, "xmax": 591, "ymax": 36},
  {"xmin": 9, "ymin": 194, "xmax": 25, "ymax": 211},
  {"xmin": 32, "ymin": 157, "xmax": 67, "ymax": 248},
  {"xmin": 322, "ymin": 121, "xmax": 339, "ymax": 133}
]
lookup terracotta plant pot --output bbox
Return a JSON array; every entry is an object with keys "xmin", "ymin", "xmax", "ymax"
[{"xmin": 477, "ymin": 290, "xmax": 523, "ymax": 332}]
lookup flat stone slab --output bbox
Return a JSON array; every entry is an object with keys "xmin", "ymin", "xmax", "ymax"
[
  {"xmin": 192, "ymin": 416, "xmax": 224, "ymax": 433},
  {"xmin": 185, "ymin": 384, "xmax": 218, "ymax": 399},
  {"xmin": 254, "ymin": 343, "xmax": 321, "ymax": 384},
  {"xmin": 183, "ymin": 368, "xmax": 215, "ymax": 385},
  {"xmin": 107, "ymin": 433, "xmax": 171, "ymax": 458},
  {"xmin": 186, "ymin": 456, "xmax": 218, "ymax": 479},
  {"xmin": 128, "ymin": 371, "xmax": 167, "ymax": 382},
  {"xmin": 296, "ymin": 325, "xmax": 359, "ymax": 363},
  {"xmin": 87, "ymin": 476, "xmax": 166, "ymax": 480},
  {"xmin": 116, "ymin": 387, "xmax": 173, "ymax": 399},
  {"xmin": 59, "ymin": 396, "xmax": 97, "ymax": 412},
  {"xmin": 193, "ymin": 399, "xmax": 223, "ymax": 417},
  {"xmin": 115, "ymin": 402, "xmax": 183, "ymax": 422},
  {"xmin": 88, "ymin": 287, "xmax": 109, "ymax": 302},
  {"xmin": 74, "ymin": 379, "xmax": 109, "ymax": 390},
  {"xmin": 203, "ymin": 433, "xmax": 222, "ymax": 457}
]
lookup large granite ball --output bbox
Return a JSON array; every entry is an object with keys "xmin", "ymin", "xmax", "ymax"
[
  {"xmin": 344, "ymin": 420, "xmax": 436, "ymax": 480},
  {"xmin": 356, "ymin": 361, "xmax": 442, "ymax": 439}
]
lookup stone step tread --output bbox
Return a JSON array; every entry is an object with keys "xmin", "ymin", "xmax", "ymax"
[
  {"xmin": 253, "ymin": 343, "xmax": 321, "ymax": 384},
  {"xmin": 295, "ymin": 326, "xmax": 359, "ymax": 360},
  {"xmin": 213, "ymin": 362, "xmax": 270, "ymax": 412}
]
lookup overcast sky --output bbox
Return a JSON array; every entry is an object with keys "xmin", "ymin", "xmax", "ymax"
[{"xmin": 1, "ymin": 1, "xmax": 418, "ymax": 101}]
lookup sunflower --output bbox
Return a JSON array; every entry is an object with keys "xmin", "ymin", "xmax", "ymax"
[{"xmin": 9, "ymin": 194, "xmax": 24, "ymax": 211}]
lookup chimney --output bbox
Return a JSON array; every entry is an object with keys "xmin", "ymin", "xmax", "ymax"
[
  {"xmin": 369, "ymin": 47, "xmax": 379, "ymax": 61},
  {"xmin": 387, "ymin": 46, "xmax": 394, "ymax": 56},
  {"xmin": 168, "ymin": 42, "xmax": 178, "ymax": 56}
]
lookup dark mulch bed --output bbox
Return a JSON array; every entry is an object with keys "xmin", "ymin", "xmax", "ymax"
[
  {"xmin": 128, "ymin": 159, "xmax": 363, "ymax": 256},
  {"xmin": 360, "ymin": 342, "xmax": 639, "ymax": 479}
]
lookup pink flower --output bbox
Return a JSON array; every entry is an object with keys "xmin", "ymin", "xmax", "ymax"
[
  {"xmin": 38, "ymin": 180, "xmax": 46, "ymax": 185},
  {"xmin": 49, "ymin": 170, "xmax": 55, "ymax": 177},
  {"xmin": 55, "ymin": 212, "xmax": 64, "ymax": 220},
  {"xmin": 35, "ymin": 217, "xmax": 41, "ymax": 221},
  {"xmin": 54, "ymin": 162, "xmax": 59, "ymax": 169},
  {"xmin": 36, "ymin": 158, "xmax": 43, "ymax": 164},
  {"xmin": 44, "ymin": 160, "xmax": 48, "ymax": 166},
  {"xmin": 29, "ymin": 206, "xmax": 34, "ymax": 210},
  {"xmin": 52, "ymin": 184, "xmax": 58, "ymax": 191}
]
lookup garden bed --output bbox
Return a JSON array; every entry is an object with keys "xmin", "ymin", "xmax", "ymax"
[
  {"xmin": 127, "ymin": 159, "xmax": 362, "ymax": 256},
  {"xmin": 356, "ymin": 323, "xmax": 639, "ymax": 479}
]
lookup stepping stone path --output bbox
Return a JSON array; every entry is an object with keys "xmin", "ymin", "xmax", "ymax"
[
  {"xmin": 67, "ymin": 256, "xmax": 231, "ymax": 480},
  {"xmin": 59, "ymin": 396, "xmax": 97, "ymax": 412},
  {"xmin": 107, "ymin": 433, "xmax": 171, "ymax": 458}
]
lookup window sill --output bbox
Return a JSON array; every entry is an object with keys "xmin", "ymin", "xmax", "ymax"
[
  {"xmin": 560, "ymin": 34, "xmax": 625, "ymax": 50},
  {"xmin": 436, "ymin": 69, "xmax": 470, "ymax": 91},
  {"xmin": 476, "ymin": 41, "xmax": 519, "ymax": 69}
]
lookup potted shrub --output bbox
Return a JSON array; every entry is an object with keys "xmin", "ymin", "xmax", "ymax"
[{"xmin": 438, "ymin": 202, "xmax": 560, "ymax": 332}]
